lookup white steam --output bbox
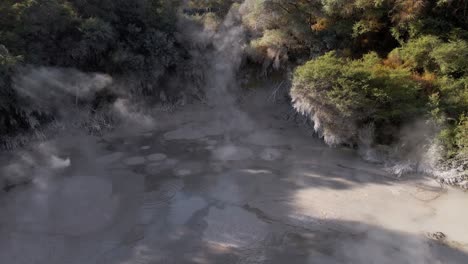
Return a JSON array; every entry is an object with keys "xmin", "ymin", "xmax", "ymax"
[{"xmin": 14, "ymin": 66, "xmax": 112, "ymax": 110}]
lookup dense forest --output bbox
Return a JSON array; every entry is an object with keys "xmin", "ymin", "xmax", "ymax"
[{"xmin": 0, "ymin": 1, "xmax": 467, "ymax": 174}]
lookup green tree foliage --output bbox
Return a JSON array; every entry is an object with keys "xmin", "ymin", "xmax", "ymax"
[
  {"xmin": 291, "ymin": 51, "xmax": 424, "ymax": 145},
  {"xmin": 71, "ymin": 17, "xmax": 116, "ymax": 69},
  {"xmin": 275, "ymin": 0, "xmax": 468, "ymax": 160},
  {"xmin": 0, "ymin": 0, "xmax": 187, "ymax": 142},
  {"xmin": 3, "ymin": 0, "xmax": 80, "ymax": 65},
  {"xmin": 431, "ymin": 40, "xmax": 468, "ymax": 76},
  {"xmin": 0, "ymin": 0, "xmax": 183, "ymax": 73},
  {"xmin": 292, "ymin": 32, "xmax": 467, "ymax": 158},
  {"xmin": 0, "ymin": 45, "xmax": 27, "ymax": 136},
  {"xmin": 455, "ymin": 115, "xmax": 468, "ymax": 156},
  {"xmin": 239, "ymin": 0, "xmax": 468, "ymax": 66},
  {"xmin": 388, "ymin": 36, "xmax": 468, "ymax": 158}
]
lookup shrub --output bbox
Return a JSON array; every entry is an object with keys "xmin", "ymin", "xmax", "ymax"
[{"xmin": 291, "ymin": 51, "xmax": 424, "ymax": 146}]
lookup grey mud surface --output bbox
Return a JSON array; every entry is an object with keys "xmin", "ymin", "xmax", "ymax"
[{"xmin": 1, "ymin": 94, "xmax": 468, "ymax": 264}]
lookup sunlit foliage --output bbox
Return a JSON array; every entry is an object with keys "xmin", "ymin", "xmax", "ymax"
[{"xmin": 291, "ymin": 51, "xmax": 424, "ymax": 145}]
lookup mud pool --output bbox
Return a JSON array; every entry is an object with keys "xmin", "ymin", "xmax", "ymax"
[{"xmin": 1, "ymin": 95, "xmax": 468, "ymax": 264}]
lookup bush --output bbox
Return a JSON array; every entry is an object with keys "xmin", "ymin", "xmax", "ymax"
[
  {"xmin": 0, "ymin": 45, "xmax": 25, "ymax": 135},
  {"xmin": 431, "ymin": 40, "xmax": 468, "ymax": 76},
  {"xmin": 393, "ymin": 35, "xmax": 441, "ymax": 72},
  {"xmin": 455, "ymin": 115, "xmax": 468, "ymax": 157},
  {"xmin": 291, "ymin": 51, "xmax": 424, "ymax": 146}
]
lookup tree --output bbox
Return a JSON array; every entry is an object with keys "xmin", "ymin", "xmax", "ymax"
[
  {"xmin": 291, "ymin": 51, "xmax": 424, "ymax": 146},
  {"xmin": 0, "ymin": 45, "xmax": 27, "ymax": 136},
  {"xmin": 71, "ymin": 17, "xmax": 116, "ymax": 69}
]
